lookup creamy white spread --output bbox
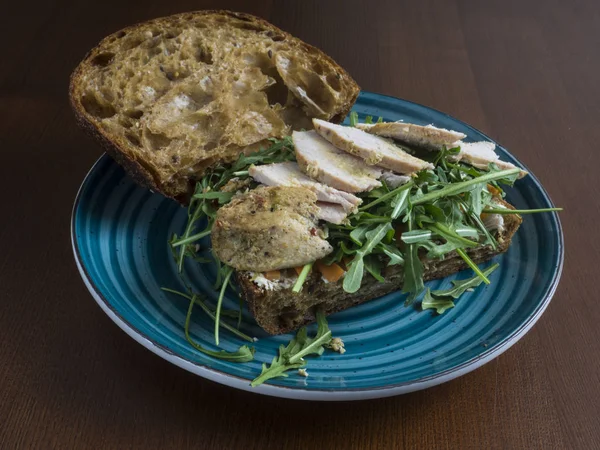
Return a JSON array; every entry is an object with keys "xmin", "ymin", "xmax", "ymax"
[{"xmin": 248, "ymin": 272, "xmax": 293, "ymax": 291}]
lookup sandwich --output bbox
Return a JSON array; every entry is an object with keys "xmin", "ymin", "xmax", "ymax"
[{"xmin": 70, "ymin": 11, "xmax": 558, "ymax": 383}]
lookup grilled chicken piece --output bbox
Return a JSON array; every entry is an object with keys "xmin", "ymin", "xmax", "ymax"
[
  {"xmin": 316, "ymin": 202, "xmax": 348, "ymax": 224},
  {"xmin": 356, "ymin": 122, "xmax": 465, "ymax": 150},
  {"xmin": 212, "ymin": 186, "xmax": 332, "ymax": 272},
  {"xmin": 455, "ymin": 141, "xmax": 528, "ymax": 178},
  {"xmin": 293, "ymin": 130, "xmax": 382, "ymax": 193},
  {"xmin": 380, "ymin": 171, "xmax": 411, "ymax": 188},
  {"xmin": 248, "ymin": 161, "xmax": 361, "ymax": 212},
  {"xmin": 313, "ymin": 119, "xmax": 433, "ymax": 174}
]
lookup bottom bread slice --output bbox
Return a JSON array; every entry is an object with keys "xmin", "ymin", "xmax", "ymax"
[{"xmin": 237, "ymin": 206, "xmax": 522, "ymax": 335}]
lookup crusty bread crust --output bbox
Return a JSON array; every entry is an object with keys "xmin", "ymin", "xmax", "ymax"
[
  {"xmin": 69, "ymin": 10, "xmax": 360, "ymax": 202},
  {"xmin": 239, "ymin": 201, "xmax": 522, "ymax": 335}
]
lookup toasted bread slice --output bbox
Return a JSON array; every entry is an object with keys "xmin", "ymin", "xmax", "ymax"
[
  {"xmin": 70, "ymin": 11, "xmax": 360, "ymax": 201},
  {"xmin": 238, "ymin": 200, "xmax": 521, "ymax": 335}
]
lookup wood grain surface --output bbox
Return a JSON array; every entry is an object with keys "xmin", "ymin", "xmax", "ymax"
[{"xmin": 1, "ymin": 0, "xmax": 599, "ymax": 448}]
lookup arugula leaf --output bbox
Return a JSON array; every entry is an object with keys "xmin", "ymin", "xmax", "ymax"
[
  {"xmin": 432, "ymin": 263, "xmax": 499, "ymax": 298},
  {"xmin": 422, "ymin": 289, "xmax": 455, "ymax": 314},
  {"xmin": 365, "ymin": 115, "xmax": 373, "ymax": 124},
  {"xmin": 376, "ymin": 116, "xmax": 384, "ymax": 123},
  {"xmin": 427, "ymin": 222, "xmax": 479, "ymax": 249},
  {"xmin": 391, "ymin": 188, "xmax": 410, "ymax": 220},
  {"xmin": 343, "ymin": 223, "xmax": 393, "ymax": 293},
  {"xmin": 349, "ymin": 225, "xmax": 369, "ymax": 245},
  {"xmin": 412, "ymin": 168, "xmax": 520, "ymax": 206},
  {"xmin": 349, "ymin": 111, "xmax": 359, "ymax": 127},
  {"xmin": 193, "ymin": 191, "xmax": 234, "ymax": 204},
  {"xmin": 401, "ymin": 211, "xmax": 424, "ymax": 305},
  {"xmin": 364, "ymin": 255, "xmax": 385, "ymax": 282},
  {"xmin": 251, "ymin": 311, "xmax": 333, "ymax": 387},
  {"xmin": 378, "ymin": 242, "xmax": 404, "ymax": 265}
]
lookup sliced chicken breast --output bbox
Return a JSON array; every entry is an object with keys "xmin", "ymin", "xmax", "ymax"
[
  {"xmin": 313, "ymin": 119, "xmax": 433, "ymax": 174},
  {"xmin": 248, "ymin": 161, "xmax": 361, "ymax": 212},
  {"xmin": 356, "ymin": 122, "xmax": 466, "ymax": 150},
  {"xmin": 316, "ymin": 202, "xmax": 348, "ymax": 224},
  {"xmin": 455, "ymin": 141, "xmax": 528, "ymax": 178},
  {"xmin": 293, "ymin": 130, "xmax": 382, "ymax": 193},
  {"xmin": 380, "ymin": 171, "xmax": 412, "ymax": 188},
  {"xmin": 212, "ymin": 186, "xmax": 332, "ymax": 271}
]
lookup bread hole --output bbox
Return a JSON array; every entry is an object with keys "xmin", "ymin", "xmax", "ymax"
[
  {"xmin": 232, "ymin": 21, "xmax": 266, "ymax": 32},
  {"xmin": 188, "ymin": 87, "xmax": 213, "ymax": 109},
  {"xmin": 313, "ymin": 61, "xmax": 325, "ymax": 75},
  {"xmin": 204, "ymin": 141, "xmax": 217, "ymax": 151},
  {"xmin": 144, "ymin": 131, "xmax": 172, "ymax": 151},
  {"xmin": 126, "ymin": 133, "xmax": 141, "ymax": 146},
  {"xmin": 116, "ymin": 31, "xmax": 126, "ymax": 39},
  {"xmin": 264, "ymin": 71, "xmax": 288, "ymax": 106},
  {"xmin": 326, "ymin": 72, "xmax": 342, "ymax": 92},
  {"xmin": 196, "ymin": 47, "xmax": 213, "ymax": 64},
  {"xmin": 118, "ymin": 117, "xmax": 133, "ymax": 128},
  {"xmin": 91, "ymin": 52, "xmax": 115, "ymax": 67},
  {"xmin": 81, "ymin": 93, "xmax": 116, "ymax": 119},
  {"xmin": 124, "ymin": 109, "xmax": 143, "ymax": 119},
  {"xmin": 266, "ymin": 31, "xmax": 285, "ymax": 42},
  {"xmin": 194, "ymin": 22, "xmax": 207, "ymax": 29},
  {"xmin": 165, "ymin": 30, "xmax": 180, "ymax": 39},
  {"xmin": 121, "ymin": 35, "xmax": 145, "ymax": 51},
  {"xmin": 159, "ymin": 65, "xmax": 180, "ymax": 81},
  {"xmin": 147, "ymin": 46, "xmax": 162, "ymax": 58}
]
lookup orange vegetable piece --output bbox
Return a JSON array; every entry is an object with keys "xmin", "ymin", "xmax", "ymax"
[
  {"xmin": 315, "ymin": 261, "xmax": 346, "ymax": 283},
  {"xmin": 264, "ymin": 270, "xmax": 281, "ymax": 281}
]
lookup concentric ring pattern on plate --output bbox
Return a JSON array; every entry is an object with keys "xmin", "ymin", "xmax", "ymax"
[{"xmin": 72, "ymin": 92, "xmax": 563, "ymax": 400}]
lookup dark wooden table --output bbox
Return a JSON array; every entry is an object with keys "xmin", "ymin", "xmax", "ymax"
[{"xmin": 2, "ymin": 0, "xmax": 599, "ymax": 448}]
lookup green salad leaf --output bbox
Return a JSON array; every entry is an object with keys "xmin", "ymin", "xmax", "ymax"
[
  {"xmin": 251, "ymin": 310, "xmax": 333, "ymax": 387},
  {"xmin": 422, "ymin": 289, "xmax": 455, "ymax": 314},
  {"xmin": 432, "ymin": 263, "xmax": 499, "ymax": 299}
]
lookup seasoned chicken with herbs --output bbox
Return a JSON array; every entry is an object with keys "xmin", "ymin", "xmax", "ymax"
[{"xmin": 211, "ymin": 186, "xmax": 332, "ymax": 272}]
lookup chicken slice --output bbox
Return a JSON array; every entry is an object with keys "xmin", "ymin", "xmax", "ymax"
[
  {"xmin": 380, "ymin": 171, "xmax": 412, "ymax": 188},
  {"xmin": 293, "ymin": 130, "xmax": 382, "ymax": 193},
  {"xmin": 455, "ymin": 141, "xmax": 528, "ymax": 178},
  {"xmin": 248, "ymin": 161, "xmax": 361, "ymax": 212},
  {"xmin": 313, "ymin": 119, "xmax": 433, "ymax": 174},
  {"xmin": 316, "ymin": 202, "xmax": 348, "ymax": 225},
  {"xmin": 212, "ymin": 186, "xmax": 332, "ymax": 271},
  {"xmin": 356, "ymin": 122, "xmax": 466, "ymax": 150}
]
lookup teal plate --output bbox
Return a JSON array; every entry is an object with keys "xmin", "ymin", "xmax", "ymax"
[{"xmin": 71, "ymin": 92, "xmax": 563, "ymax": 400}]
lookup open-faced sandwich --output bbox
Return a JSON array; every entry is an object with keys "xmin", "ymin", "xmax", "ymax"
[{"xmin": 70, "ymin": 11, "xmax": 560, "ymax": 385}]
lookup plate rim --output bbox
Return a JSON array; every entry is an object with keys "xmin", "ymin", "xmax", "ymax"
[{"xmin": 71, "ymin": 92, "xmax": 564, "ymax": 401}]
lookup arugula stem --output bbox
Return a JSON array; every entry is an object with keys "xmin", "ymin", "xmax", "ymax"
[
  {"xmin": 161, "ymin": 288, "xmax": 254, "ymax": 342},
  {"xmin": 359, "ymin": 181, "xmax": 414, "ymax": 211},
  {"xmin": 176, "ymin": 199, "xmax": 205, "ymax": 273},
  {"xmin": 412, "ymin": 168, "xmax": 520, "ymax": 206},
  {"xmin": 171, "ymin": 229, "xmax": 212, "ymax": 247},
  {"xmin": 482, "ymin": 207, "xmax": 563, "ymax": 214},
  {"xmin": 292, "ymin": 263, "xmax": 313, "ymax": 293},
  {"xmin": 456, "ymin": 248, "xmax": 490, "ymax": 284},
  {"xmin": 233, "ymin": 170, "xmax": 249, "ymax": 177},
  {"xmin": 215, "ymin": 268, "xmax": 233, "ymax": 345},
  {"xmin": 181, "ymin": 293, "xmax": 254, "ymax": 362}
]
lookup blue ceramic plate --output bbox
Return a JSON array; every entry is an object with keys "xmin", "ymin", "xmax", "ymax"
[{"xmin": 72, "ymin": 92, "xmax": 563, "ymax": 400}]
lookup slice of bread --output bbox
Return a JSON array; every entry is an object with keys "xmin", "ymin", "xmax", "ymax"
[
  {"xmin": 238, "ymin": 202, "xmax": 522, "ymax": 335},
  {"xmin": 70, "ymin": 10, "xmax": 360, "ymax": 201}
]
